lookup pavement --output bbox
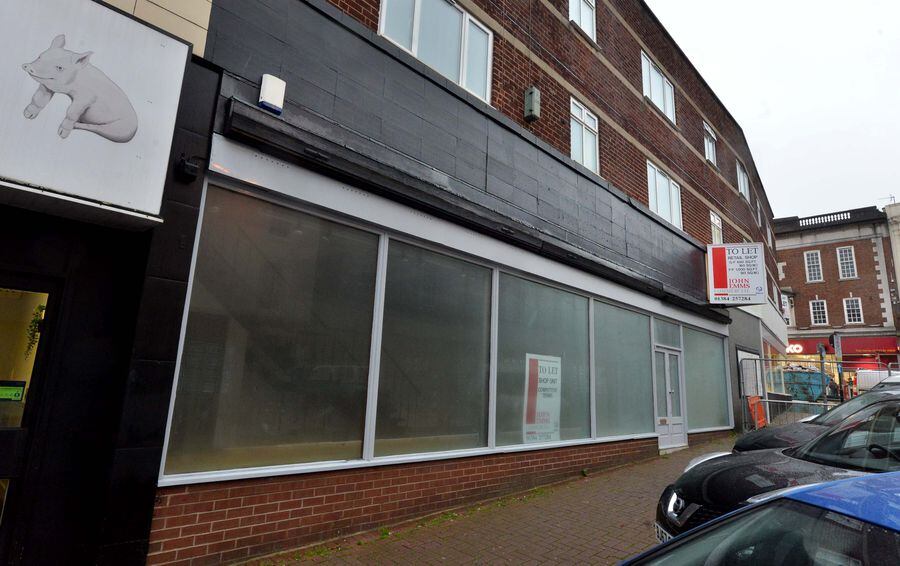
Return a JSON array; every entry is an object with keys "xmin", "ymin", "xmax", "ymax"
[{"xmin": 250, "ymin": 435, "xmax": 735, "ymax": 565}]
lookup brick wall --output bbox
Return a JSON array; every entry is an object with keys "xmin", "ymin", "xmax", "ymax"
[
  {"xmin": 147, "ymin": 438, "xmax": 657, "ymax": 564},
  {"xmin": 780, "ymin": 240, "xmax": 887, "ymax": 329},
  {"xmin": 324, "ymin": 0, "xmax": 778, "ymax": 279}
]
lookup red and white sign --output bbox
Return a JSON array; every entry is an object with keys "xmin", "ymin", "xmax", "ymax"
[
  {"xmin": 707, "ymin": 243, "xmax": 767, "ymax": 305},
  {"xmin": 523, "ymin": 354, "xmax": 561, "ymax": 443}
]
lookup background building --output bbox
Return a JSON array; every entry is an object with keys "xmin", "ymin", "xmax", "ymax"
[
  {"xmin": 775, "ymin": 207, "xmax": 900, "ymax": 371},
  {"xmin": 0, "ymin": 0, "xmax": 785, "ymax": 563}
]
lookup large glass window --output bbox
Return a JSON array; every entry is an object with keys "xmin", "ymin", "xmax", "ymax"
[
  {"xmin": 737, "ymin": 161, "xmax": 750, "ymax": 200},
  {"xmin": 804, "ymin": 250, "xmax": 823, "ymax": 282},
  {"xmin": 569, "ymin": 0, "xmax": 596, "ymax": 41},
  {"xmin": 375, "ymin": 242, "xmax": 491, "ymax": 456},
  {"xmin": 810, "ymin": 299, "xmax": 829, "ymax": 325},
  {"xmin": 496, "ymin": 275, "xmax": 590, "ymax": 445},
  {"xmin": 654, "ymin": 318, "xmax": 681, "ymax": 348},
  {"xmin": 837, "ymin": 246, "xmax": 858, "ymax": 279},
  {"xmin": 165, "ymin": 188, "xmax": 379, "ymax": 474},
  {"xmin": 703, "ymin": 121, "xmax": 717, "ymax": 165},
  {"xmin": 381, "ymin": 0, "xmax": 493, "ymax": 101},
  {"xmin": 594, "ymin": 303, "xmax": 654, "ymax": 436},
  {"xmin": 683, "ymin": 328, "xmax": 729, "ymax": 429}
]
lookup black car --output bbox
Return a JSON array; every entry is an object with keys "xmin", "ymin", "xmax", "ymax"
[
  {"xmin": 733, "ymin": 387, "xmax": 900, "ymax": 452},
  {"xmin": 656, "ymin": 398, "xmax": 900, "ymax": 539}
]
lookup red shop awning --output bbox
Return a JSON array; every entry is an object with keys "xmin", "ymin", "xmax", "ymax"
[{"xmin": 787, "ymin": 336, "xmax": 899, "ymax": 356}]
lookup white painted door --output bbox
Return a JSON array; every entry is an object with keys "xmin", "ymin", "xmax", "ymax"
[{"xmin": 655, "ymin": 349, "xmax": 687, "ymax": 449}]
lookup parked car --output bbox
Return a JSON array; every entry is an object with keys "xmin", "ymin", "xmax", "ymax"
[
  {"xmin": 733, "ymin": 387, "xmax": 900, "ymax": 452},
  {"xmin": 626, "ymin": 473, "xmax": 900, "ymax": 565},
  {"xmin": 656, "ymin": 397, "xmax": 900, "ymax": 539}
]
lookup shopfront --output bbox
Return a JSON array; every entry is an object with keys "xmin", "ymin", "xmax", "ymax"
[
  {"xmin": 0, "ymin": 0, "xmax": 191, "ymax": 562},
  {"xmin": 155, "ymin": 135, "xmax": 734, "ymax": 486}
]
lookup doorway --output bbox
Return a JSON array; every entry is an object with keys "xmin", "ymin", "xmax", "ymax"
[
  {"xmin": 0, "ymin": 282, "xmax": 51, "ymax": 556},
  {"xmin": 654, "ymin": 348, "xmax": 687, "ymax": 449}
]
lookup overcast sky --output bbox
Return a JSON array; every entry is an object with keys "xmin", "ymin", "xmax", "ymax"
[{"xmin": 644, "ymin": 0, "xmax": 900, "ymax": 218}]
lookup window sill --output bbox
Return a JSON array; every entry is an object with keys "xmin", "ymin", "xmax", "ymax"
[
  {"xmin": 838, "ymin": 277, "xmax": 859, "ymax": 281},
  {"xmin": 805, "ymin": 280, "xmax": 825, "ymax": 284},
  {"xmin": 568, "ymin": 19, "xmax": 601, "ymax": 52}
]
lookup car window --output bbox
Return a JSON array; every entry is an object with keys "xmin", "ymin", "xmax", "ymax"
[
  {"xmin": 813, "ymin": 391, "xmax": 887, "ymax": 426},
  {"xmin": 636, "ymin": 499, "xmax": 900, "ymax": 565},
  {"xmin": 797, "ymin": 403, "xmax": 900, "ymax": 472}
]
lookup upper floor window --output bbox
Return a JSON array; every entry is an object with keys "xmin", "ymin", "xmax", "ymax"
[
  {"xmin": 710, "ymin": 211, "xmax": 723, "ymax": 244},
  {"xmin": 781, "ymin": 294, "xmax": 791, "ymax": 325},
  {"xmin": 569, "ymin": 0, "xmax": 596, "ymax": 41},
  {"xmin": 570, "ymin": 98, "xmax": 599, "ymax": 173},
  {"xmin": 737, "ymin": 162, "xmax": 750, "ymax": 200},
  {"xmin": 837, "ymin": 246, "xmax": 858, "ymax": 279},
  {"xmin": 641, "ymin": 52, "xmax": 675, "ymax": 123},
  {"xmin": 804, "ymin": 250, "xmax": 823, "ymax": 282},
  {"xmin": 380, "ymin": 0, "xmax": 493, "ymax": 102},
  {"xmin": 810, "ymin": 299, "xmax": 828, "ymax": 326},
  {"xmin": 843, "ymin": 297, "xmax": 864, "ymax": 324},
  {"xmin": 647, "ymin": 161, "xmax": 682, "ymax": 229},
  {"xmin": 767, "ymin": 223, "xmax": 773, "ymax": 249},
  {"xmin": 703, "ymin": 122, "xmax": 717, "ymax": 165},
  {"xmin": 756, "ymin": 199, "xmax": 762, "ymax": 227}
]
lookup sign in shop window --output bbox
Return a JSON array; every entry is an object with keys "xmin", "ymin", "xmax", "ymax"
[{"xmin": 523, "ymin": 354, "xmax": 562, "ymax": 443}]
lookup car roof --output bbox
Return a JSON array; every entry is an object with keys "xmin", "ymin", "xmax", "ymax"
[{"xmin": 786, "ymin": 472, "xmax": 900, "ymax": 532}]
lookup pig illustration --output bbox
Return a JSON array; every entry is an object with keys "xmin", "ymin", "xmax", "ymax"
[{"xmin": 21, "ymin": 34, "xmax": 138, "ymax": 143}]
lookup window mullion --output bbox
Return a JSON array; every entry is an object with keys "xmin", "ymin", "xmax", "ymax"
[
  {"xmin": 589, "ymin": 298, "xmax": 597, "ymax": 438},
  {"xmin": 459, "ymin": 11, "xmax": 468, "ymax": 92},
  {"xmin": 411, "ymin": 0, "xmax": 422, "ymax": 55},
  {"xmin": 362, "ymin": 233, "xmax": 390, "ymax": 460},
  {"xmin": 488, "ymin": 267, "xmax": 500, "ymax": 449}
]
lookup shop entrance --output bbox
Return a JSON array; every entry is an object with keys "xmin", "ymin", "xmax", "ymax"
[
  {"xmin": 0, "ymin": 279, "xmax": 52, "ymax": 559},
  {"xmin": 654, "ymin": 348, "xmax": 687, "ymax": 449}
]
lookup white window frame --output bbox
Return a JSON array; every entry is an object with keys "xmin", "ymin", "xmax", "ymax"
[
  {"xmin": 836, "ymin": 246, "xmax": 858, "ymax": 280},
  {"xmin": 378, "ymin": 0, "xmax": 494, "ymax": 103},
  {"xmin": 641, "ymin": 51, "xmax": 676, "ymax": 123},
  {"xmin": 781, "ymin": 294, "xmax": 791, "ymax": 325},
  {"xmin": 736, "ymin": 161, "xmax": 750, "ymax": 200},
  {"xmin": 766, "ymin": 223, "xmax": 773, "ymax": 249},
  {"xmin": 710, "ymin": 211, "xmax": 723, "ymax": 244},
  {"xmin": 157, "ymin": 136, "xmax": 733, "ymax": 486},
  {"xmin": 843, "ymin": 297, "xmax": 864, "ymax": 324},
  {"xmin": 570, "ymin": 98, "xmax": 599, "ymax": 174},
  {"xmin": 804, "ymin": 250, "xmax": 823, "ymax": 283},
  {"xmin": 756, "ymin": 199, "xmax": 762, "ymax": 227},
  {"xmin": 809, "ymin": 300, "xmax": 829, "ymax": 326},
  {"xmin": 569, "ymin": 0, "xmax": 596, "ymax": 41},
  {"xmin": 646, "ymin": 161, "xmax": 682, "ymax": 229},
  {"xmin": 703, "ymin": 121, "xmax": 717, "ymax": 165}
]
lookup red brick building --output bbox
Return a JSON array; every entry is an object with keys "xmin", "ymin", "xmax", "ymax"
[{"xmin": 775, "ymin": 207, "xmax": 900, "ymax": 369}]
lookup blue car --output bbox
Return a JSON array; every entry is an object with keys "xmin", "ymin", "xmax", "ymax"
[{"xmin": 623, "ymin": 473, "xmax": 900, "ymax": 565}]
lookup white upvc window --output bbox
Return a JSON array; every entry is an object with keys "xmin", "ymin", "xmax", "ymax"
[
  {"xmin": 570, "ymin": 98, "xmax": 599, "ymax": 173},
  {"xmin": 843, "ymin": 297, "xmax": 864, "ymax": 324},
  {"xmin": 810, "ymin": 300, "xmax": 828, "ymax": 326},
  {"xmin": 837, "ymin": 246, "xmax": 858, "ymax": 279},
  {"xmin": 380, "ymin": 0, "xmax": 493, "ymax": 102},
  {"xmin": 569, "ymin": 0, "xmax": 596, "ymax": 41},
  {"xmin": 756, "ymin": 199, "xmax": 762, "ymax": 227},
  {"xmin": 804, "ymin": 250, "xmax": 823, "ymax": 283},
  {"xmin": 703, "ymin": 121, "xmax": 717, "ymax": 165},
  {"xmin": 736, "ymin": 161, "xmax": 750, "ymax": 200},
  {"xmin": 710, "ymin": 211, "xmax": 723, "ymax": 244},
  {"xmin": 646, "ymin": 161, "xmax": 682, "ymax": 229},
  {"xmin": 767, "ymin": 223, "xmax": 773, "ymax": 249},
  {"xmin": 641, "ymin": 51, "xmax": 675, "ymax": 123},
  {"xmin": 781, "ymin": 294, "xmax": 791, "ymax": 325}
]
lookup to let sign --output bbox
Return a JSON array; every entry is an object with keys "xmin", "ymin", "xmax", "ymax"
[{"xmin": 707, "ymin": 243, "xmax": 767, "ymax": 305}]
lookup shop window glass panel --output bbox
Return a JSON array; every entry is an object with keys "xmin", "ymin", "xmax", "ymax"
[
  {"xmin": 594, "ymin": 302, "xmax": 654, "ymax": 436},
  {"xmin": 654, "ymin": 319, "xmax": 681, "ymax": 348},
  {"xmin": 375, "ymin": 241, "xmax": 491, "ymax": 456},
  {"xmin": 0, "ymin": 288, "xmax": 48, "ymax": 429},
  {"xmin": 165, "ymin": 187, "xmax": 379, "ymax": 474},
  {"xmin": 418, "ymin": 0, "xmax": 463, "ymax": 83},
  {"xmin": 497, "ymin": 275, "xmax": 590, "ymax": 445},
  {"xmin": 655, "ymin": 351, "xmax": 667, "ymax": 418},
  {"xmin": 382, "ymin": 0, "xmax": 415, "ymax": 50},
  {"xmin": 464, "ymin": 21, "xmax": 490, "ymax": 100},
  {"xmin": 684, "ymin": 328, "xmax": 729, "ymax": 429}
]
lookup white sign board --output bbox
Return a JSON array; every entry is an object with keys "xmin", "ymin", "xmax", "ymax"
[
  {"xmin": 0, "ymin": 0, "xmax": 189, "ymax": 217},
  {"xmin": 523, "ymin": 354, "xmax": 561, "ymax": 443},
  {"xmin": 707, "ymin": 243, "xmax": 767, "ymax": 305}
]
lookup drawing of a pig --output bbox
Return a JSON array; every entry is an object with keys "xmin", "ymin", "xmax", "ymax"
[{"xmin": 21, "ymin": 34, "xmax": 138, "ymax": 143}]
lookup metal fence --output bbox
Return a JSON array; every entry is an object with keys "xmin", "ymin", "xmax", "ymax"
[{"xmin": 738, "ymin": 356, "xmax": 892, "ymax": 431}]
